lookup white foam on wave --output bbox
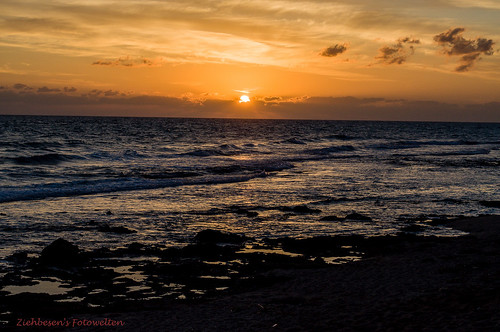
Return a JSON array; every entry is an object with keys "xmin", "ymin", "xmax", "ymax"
[
  {"xmin": 0, "ymin": 173, "xmax": 265, "ymax": 203},
  {"xmin": 0, "ymin": 157, "xmax": 294, "ymax": 203}
]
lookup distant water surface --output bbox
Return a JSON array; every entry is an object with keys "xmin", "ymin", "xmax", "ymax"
[{"xmin": 0, "ymin": 116, "xmax": 499, "ymax": 261}]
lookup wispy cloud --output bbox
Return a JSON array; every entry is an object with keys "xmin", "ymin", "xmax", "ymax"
[
  {"xmin": 92, "ymin": 56, "xmax": 162, "ymax": 67},
  {"xmin": 434, "ymin": 27, "xmax": 495, "ymax": 72},
  {"xmin": 446, "ymin": 0, "xmax": 500, "ymax": 10},
  {"xmin": 376, "ymin": 37, "xmax": 420, "ymax": 64},
  {"xmin": 0, "ymin": 0, "xmax": 454, "ymax": 68}
]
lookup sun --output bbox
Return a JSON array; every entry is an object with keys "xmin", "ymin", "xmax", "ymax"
[{"xmin": 239, "ymin": 95, "xmax": 251, "ymax": 103}]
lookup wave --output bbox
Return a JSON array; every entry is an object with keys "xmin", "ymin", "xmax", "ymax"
[
  {"xmin": 302, "ymin": 145, "xmax": 356, "ymax": 155},
  {"xmin": 118, "ymin": 170, "xmax": 201, "ymax": 179},
  {"xmin": 283, "ymin": 138, "xmax": 306, "ymax": 145},
  {"xmin": 184, "ymin": 149, "xmax": 229, "ymax": 157},
  {"xmin": 0, "ymin": 173, "xmax": 266, "ymax": 203},
  {"xmin": 183, "ymin": 144, "xmax": 253, "ymax": 157},
  {"xmin": 368, "ymin": 139, "xmax": 499, "ymax": 150},
  {"xmin": 122, "ymin": 149, "xmax": 148, "ymax": 158},
  {"xmin": 325, "ymin": 134, "xmax": 355, "ymax": 140},
  {"xmin": 389, "ymin": 156, "xmax": 500, "ymax": 168},
  {"xmin": 203, "ymin": 158, "xmax": 293, "ymax": 175},
  {"xmin": 1, "ymin": 141, "xmax": 63, "ymax": 148},
  {"xmin": 87, "ymin": 150, "xmax": 149, "ymax": 160},
  {"xmin": 425, "ymin": 148, "xmax": 491, "ymax": 156},
  {"xmin": 10, "ymin": 153, "xmax": 84, "ymax": 165},
  {"xmin": 0, "ymin": 158, "xmax": 294, "ymax": 203}
]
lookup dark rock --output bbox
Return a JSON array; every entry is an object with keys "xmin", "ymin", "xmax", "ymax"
[
  {"xmin": 3, "ymin": 293, "xmax": 56, "ymax": 315},
  {"xmin": 479, "ymin": 200, "xmax": 500, "ymax": 208},
  {"xmin": 231, "ymin": 207, "xmax": 259, "ymax": 217},
  {"xmin": 194, "ymin": 229, "xmax": 247, "ymax": 245},
  {"xmin": 113, "ymin": 242, "xmax": 161, "ymax": 256},
  {"xmin": 98, "ymin": 224, "xmax": 136, "ymax": 234},
  {"xmin": 231, "ymin": 206, "xmax": 249, "ymax": 214},
  {"xmin": 266, "ymin": 233, "xmax": 435, "ymax": 258},
  {"xmin": 127, "ymin": 242, "xmax": 145, "ymax": 254},
  {"xmin": 186, "ymin": 243, "xmax": 239, "ymax": 259},
  {"xmin": 281, "ymin": 205, "xmax": 321, "ymax": 214},
  {"xmin": 6, "ymin": 252, "xmax": 29, "ymax": 264},
  {"xmin": 401, "ymin": 224, "xmax": 426, "ymax": 232},
  {"xmin": 78, "ymin": 267, "xmax": 118, "ymax": 283},
  {"xmin": 397, "ymin": 214, "xmax": 429, "ymax": 222},
  {"xmin": 345, "ymin": 212, "xmax": 373, "ymax": 221},
  {"xmin": 39, "ymin": 238, "xmax": 85, "ymax": 266},
  {"xmin": 286, "ymin": 138, "xmax": 306, "ymax": 145},
  {"xmin": 269, "ymin": 236, "xmax": 357, "ymax": 256},
  {"xmin": 426, "ymin": 216, "xmax": 453, "ymax": 226},
  {"xmin": 320, "ymin": 215, "xmax": 343, "ymax": 221},
  {"xmin": 2, "ymin": 273, "xmax": 36, "ymax": 286},
  {"xmin": 88, "ymin": 247, "xmax": 112, "ymax": 258}
]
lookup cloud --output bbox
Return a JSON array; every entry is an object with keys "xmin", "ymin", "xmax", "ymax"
[
  {"xmin": 92, "ymin": 56, "xmax": 161, "ymax": 67},
  {"xmin": 104, "ymin": 90, "xmax": 120, "ymax": 97},
  {"xmin": 83, "ymin": 89, "xmax": 104, "ymax": 97},
  {"xmin": 64, "ymin": 86, "xmax": 77, "ymax": 92},
  {"xmin": 38, "ymin": 86, "xmax": 61, "ymax": 93},
  {"xmin": 257, "ymin": 96, "xmax": 284, "ymax": 105},
  {"xmin": 376, "ymin": 37, "xmax": 420, "ymax": 64},
  {"xmin": 13, "ymin": 83, "xmax": 33, "ymax": 90},
  {"xmin": 434, "ymin": 27, "xmax": 495, "ymax": 72},
  {"xmin": 263, "ymin": 96, "xmax": 282, "ymax": 102},
  {"xmin": 257, "ymin": 95, "xmax": 310, "ymax": 105},
  {"xmin": 320, "ymin": 44, "xmax": 348, "ymax": 57}
]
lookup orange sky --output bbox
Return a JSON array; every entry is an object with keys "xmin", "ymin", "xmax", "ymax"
[{"xmin": 1, "ymin": 0, "xmax": 499, "ymax": 121}]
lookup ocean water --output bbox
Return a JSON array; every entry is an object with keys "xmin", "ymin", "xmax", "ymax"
[{"xmin": 0, "ymin": 116, "xmax": 499, "ymax": 261}]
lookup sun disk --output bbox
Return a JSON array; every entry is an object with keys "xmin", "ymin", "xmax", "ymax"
[{"xmin": 239, "ymin": 95, "xmax": 251, "ymax": 103}]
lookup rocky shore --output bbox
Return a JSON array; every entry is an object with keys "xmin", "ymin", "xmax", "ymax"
[{"xmin": 2, "ymin": 215, "xmax": 500, "ymax": 331}]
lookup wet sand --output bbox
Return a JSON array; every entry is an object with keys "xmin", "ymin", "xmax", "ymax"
[{"xmin": 69, "ymin": 215, "xmax": 500, "ymax": 331}]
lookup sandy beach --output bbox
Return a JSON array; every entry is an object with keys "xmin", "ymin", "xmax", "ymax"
[{"xmin": 54, "ymin": 215, "xmax": 499, "ymax": 331}]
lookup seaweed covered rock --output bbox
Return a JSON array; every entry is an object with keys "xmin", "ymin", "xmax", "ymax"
[
  {"xmin": 281, "ymin": 205, "xmax": 321, "ymax": 214},
  {"xmin": 344, "ymin": 212, "xmax": 373, "ymax": 221},
  {"xmin": 98, "ymin": 224, "xmax": 137, "ymax": 234},
  {"xmin": 194, "ymin": 229, "xmax": 247, "ymax": 245},
  {"xmin": 321, "ymin": 213, "xmax": 373, "ymax": 222},
  {"xmin": 320, "ymin": 215, "xmax": 343, "ymax": 222},
  {"xmin": 479, "ymin": 200, "xmax": 500, "ymax": 208},
  {"xmin": 400, "ymin": 224, "xmax": 426, "ymax": 233},
  {"xmin": 39, "ymin": 238, "xmax": 85, "ymax": 266}
]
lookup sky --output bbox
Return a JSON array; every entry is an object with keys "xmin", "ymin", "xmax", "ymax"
[{"xmin": 1, "ymin": 0, "xmax": 499, "ymax": 121}]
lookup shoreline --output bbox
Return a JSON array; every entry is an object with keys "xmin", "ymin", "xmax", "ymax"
[
  {"xmin": 78, "ymin": 215, "xmax": 500, "ymax": 331},
  {"xmin": 3, "ymin": 215, "xmax": 499, "ymax": 331}
]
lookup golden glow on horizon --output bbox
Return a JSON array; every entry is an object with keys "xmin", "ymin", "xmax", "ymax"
[{"xmin": 239, "ymin": 95, "xmax": 251, "ymax": 103}]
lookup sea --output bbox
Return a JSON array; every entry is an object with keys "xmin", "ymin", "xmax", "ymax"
[{"xmin": 0, "ymin": 116, "xmax": 499, "ymax": 264}]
